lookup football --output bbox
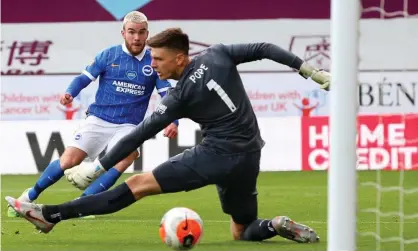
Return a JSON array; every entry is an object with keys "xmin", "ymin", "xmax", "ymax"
[{"xmin": 159, "ymin": 207, "xmax": 204, "ymax": 250}]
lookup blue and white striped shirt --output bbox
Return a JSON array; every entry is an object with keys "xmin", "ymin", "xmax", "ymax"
[{"xmin": 74, "ymin": 44, "xmax": 172, "ymax": 125}]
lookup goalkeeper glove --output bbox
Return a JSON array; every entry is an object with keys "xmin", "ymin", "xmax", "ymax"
[{"xmin": 298, "ymin": 62, "xmax": 331, "ymax": 91}]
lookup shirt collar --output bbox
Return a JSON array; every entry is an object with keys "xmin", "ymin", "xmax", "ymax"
[
  {"xmin": 122, "ymin": 43, "xmax": 146, "ymax": 61},
  {"xmin": 179, "ymin": 58, "xmax": 196, "ymax": 81}
]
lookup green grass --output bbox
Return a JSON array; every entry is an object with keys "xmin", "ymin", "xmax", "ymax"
[{"xmin": 1, "ymin": 171, "xmax": 418, "ymax": 251}]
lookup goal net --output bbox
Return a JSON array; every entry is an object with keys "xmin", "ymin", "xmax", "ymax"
[
  {"xmin": 329, "ymin": 0, "xmax": 418, "ymax": 250},
  {"xmin": 358, "ymin": 1, "xmax": 418, "ymax": 251}
]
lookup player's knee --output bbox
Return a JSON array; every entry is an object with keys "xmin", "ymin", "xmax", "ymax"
[
  {"xmin": 59, "ymin": 147, "xmax": 87, "ymax": 169},
  {"xmin": 125, "ymin": 173, "xmax": 162, "ymax": 200}
]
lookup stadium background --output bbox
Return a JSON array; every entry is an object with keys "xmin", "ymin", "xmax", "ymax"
[
  {"xmin": 2, "ymin": 0, "xmax": 417, "ymax": 174},
  {"xmin": 1, "ymin": 1, "xmax": 418, "ymax": 250}
]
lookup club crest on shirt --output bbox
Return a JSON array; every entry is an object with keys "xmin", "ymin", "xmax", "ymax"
[
  {"xmin": 126, "ymin": 70, "xmax": 137, "ymax": 80},
  {"xmin": 74, "ymin": 133, "xmax": 82, "ymax": 140},
  {"xmin": 142, "ymin": 65, "xmax": 153, "ymax": 76}
]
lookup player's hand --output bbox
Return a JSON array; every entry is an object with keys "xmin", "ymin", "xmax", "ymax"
[
  {"xmin": 64, "ymin": 166, "xmax": 86, "ymax": 190},
  {"xmin": 163, "ymin": 123, "xmax": 178, "ymax": 138},
  {"xmin": 60, "ymin": 93, "xmax": 73, "ymax": 105},
  {"xmin": 311, "ymin": 70, "xmax": 330, "ymax": 91},
  {"xmin": 65, "ymin": 163, "xmax": 105, "ymax": 190},
  {"xmin": 299, "ymin": 62, "xmax": 331, "ymax": 91}
]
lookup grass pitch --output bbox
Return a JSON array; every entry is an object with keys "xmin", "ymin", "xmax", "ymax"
[{"xmin": 2, "ymin": 171, "xmax": 418, "ymax": 251}]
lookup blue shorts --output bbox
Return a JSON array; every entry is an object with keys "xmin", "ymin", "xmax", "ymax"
[{"xmin": 152, "ymin": 145, "xmax": 260, "ymax": 225}]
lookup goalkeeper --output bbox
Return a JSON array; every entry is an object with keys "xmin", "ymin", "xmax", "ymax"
[{"xmin": 7, "ymin": 28, "xmax": 330, "ymax": 244}]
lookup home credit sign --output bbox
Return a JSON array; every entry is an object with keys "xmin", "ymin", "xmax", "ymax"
[{"xmin": 301, "ymin": 115, "xmax": 418, "ymax": 171}]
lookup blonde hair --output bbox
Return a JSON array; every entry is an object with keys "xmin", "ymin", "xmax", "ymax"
[{"xmin": 122, "ymin": 11, "xmax": 148, "ymax": 29}]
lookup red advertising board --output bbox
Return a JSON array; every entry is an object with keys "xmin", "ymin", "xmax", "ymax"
[{"xmin": 302, "ymin": 114, "xmax": 418, "ymax": 171}]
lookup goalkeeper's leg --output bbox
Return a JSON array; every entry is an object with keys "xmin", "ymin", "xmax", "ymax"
[
  {"xmin": 5, "ymin": 172, "xmax": 161, "ymax": 233},
  {"xmin": 5, "ymin": 145, "xmax": 222, "ymax": 233},
  {"xmin": 222, "ymin": 189, "xmax": 319, "ymax": 243},
  {"xmin": 220, "ymin": 188, "xmax": 319, "ymax": 243},
  {"xmin": 217, "ymin": 150, "xmax": 320, "ymax": 243},
  {"xmin": 236, "ymin": 216, "xmax": 320, "ymax": 243}
]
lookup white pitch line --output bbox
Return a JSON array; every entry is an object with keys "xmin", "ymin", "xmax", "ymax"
[{"xmin": 2, "ymin": 219, "xmax": 416, "ymax": 224}]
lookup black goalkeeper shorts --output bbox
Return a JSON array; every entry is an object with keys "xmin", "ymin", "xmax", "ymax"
[{"xmin": 152, "ymin": 144, "xmax": 260, "ymax": 225}]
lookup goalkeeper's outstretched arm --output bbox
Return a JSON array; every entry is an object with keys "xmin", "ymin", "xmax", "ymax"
[{"xmin": 222, "ymin": 43, "xmax": 331, "ymax": 90}]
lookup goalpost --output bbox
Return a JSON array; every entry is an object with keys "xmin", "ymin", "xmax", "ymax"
[
  {"xmin": 328, "ymin": 0, "xmax": 418, "ymax": 251},
  {"xmin": 327, "ymin": 1, "xmax": 360, "ymax": 251}
]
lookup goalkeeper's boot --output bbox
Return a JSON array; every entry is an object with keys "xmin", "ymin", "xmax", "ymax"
[
  {"xmin": 7, "ymin": 188, "xmax": 32, "ymax": 218},
  {"xmin": 272, "ymin": 216, "xmax": 320, "ymax": 243},
  {"xmin": 5, "ymin": 196, "xmax": 55, "ymax": 233}
]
